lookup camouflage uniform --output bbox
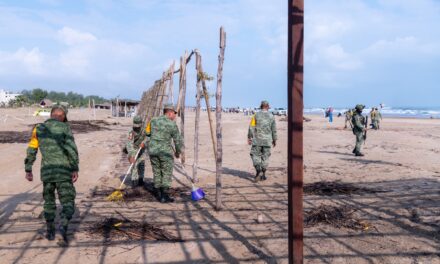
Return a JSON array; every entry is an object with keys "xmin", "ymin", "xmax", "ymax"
[
  {"xmin": 370, "ymin": 109, "xmax": 377, "ymax": 129},
  {"xmin": 126, "ymin": 116, "xmax": 147, "ymax": 187},
  {"xmin": 24, "ymin": 105, "xmax": 78, "ymax": 240},
  {"xmin": 373, "ymin": 109, "xmax": 382, "ymax": 129},
  {"xmin": 344, "ymin": 109, "xmax": 353, "ymax": 129},
  {"xmin": 248, "ymin": 102, "xmax": 277, "ymax": 180},
  {"xmin": 146, "ymin": 113, "xmax": 182, "ymax": 190},
  {"xmin": 352, "ymin": 105, "xmax": 366, "ymax": 156}
]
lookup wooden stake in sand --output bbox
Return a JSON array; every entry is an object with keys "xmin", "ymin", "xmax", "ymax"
[
  {"xmin": 216, "ymin": 27, "xmax": 226, "ymax": 210},
  {"xmin": 178, "ymin": 51, "xmax": 188, "ymax": 165},
  {"xmin": 168, "ymin": 61, "xmax": 175, "ymax": 104},
  {"xmin": 197, "ymin": 52, "xmax": 217, "ymax": 160},
  {"xmin": 193, "ymin": 52, "xmax": 202, "ymax": 182}
]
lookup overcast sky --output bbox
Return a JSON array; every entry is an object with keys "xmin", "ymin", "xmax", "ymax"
[{"xmin": 1, "ymin": 0, "xmax": 439, "ymax": 108}]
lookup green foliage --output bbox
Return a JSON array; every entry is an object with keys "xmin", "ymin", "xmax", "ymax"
[{"xmin": 20, "ymin": 89, "xmax": 108, "ymax": 107}]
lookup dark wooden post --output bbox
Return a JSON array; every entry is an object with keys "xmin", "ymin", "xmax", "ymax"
[
  {"xmin": 193, "ymin": 52, "xmax": 202, "ymax": 182},
  {"xmin": 288, "ymin": 0, "xmax": 304, "ymax": 263},
  {"xmin": 216, "ymin": 27, "xmax": 226, "ymax": 211},
  {"xmin": 179, "ymin": 51, "xmax": 188, "ymax": 165}
]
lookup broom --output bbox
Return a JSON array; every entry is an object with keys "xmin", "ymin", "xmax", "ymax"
[
  {"xmin": 174, "ymin": 156, "xmax": 205, "ymax": 201},
  {"xmin": 107, "ymin": 147, "xmax": 143, "ymax": 202}
]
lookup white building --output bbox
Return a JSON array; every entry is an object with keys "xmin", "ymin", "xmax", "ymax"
[{"xmin": 0, "ymin": 89, "xmax": 21, "ymax": 106}]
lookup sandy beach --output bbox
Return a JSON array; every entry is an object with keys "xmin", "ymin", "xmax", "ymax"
[{"xmin": 0, "ymin": 108, "xmax": 439, "ymax": 264}]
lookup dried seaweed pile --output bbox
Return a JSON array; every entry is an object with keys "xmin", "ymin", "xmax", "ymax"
[
  {"xmin": 91, "ymin": 186, "xmax": 187, "ymax": 202},
  {"xmin": 304, "ymin": 181, "xmax": 381, "ymax": 196},
  {"xmin": 305, "ymin": 205, "xmax": 371, "ymax": 230},
  {"xmin": 89, "ymin": 215, "xmax": 183, "ymax": 242},
  {"xmin": 0, "ymin": 131, "xmax": 31, "ymax": 143},
  {"xmin": 69, "ymin": 120, "xmax": 111, "ymax": 133}
]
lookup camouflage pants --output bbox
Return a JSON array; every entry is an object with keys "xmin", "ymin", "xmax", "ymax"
[
  {"xmin": 149, "ymin": 154, "xmax": 174, "ymax": 188},
  {"xmin": 250, "ymin": 145, "xmax": 272, "ymax": 171},
  {"xmin": 43, "ymin": 181, "xmax": 76, "ymax": 226},
  {"xmin": 373, "ymin": 119, "xmax": 379, "ymax": 129},
  {"xmin": 354, "ymin": 132, "xmax": 364, "ymax": 153},
  {"xmin": 131, "ymin": 154, "xmax": 145, "ymax": 183}
]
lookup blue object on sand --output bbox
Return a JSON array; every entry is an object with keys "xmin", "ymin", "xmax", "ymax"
[{"xmin": 191, "ymin": 184, "xmax": 205, "ymax": 201}]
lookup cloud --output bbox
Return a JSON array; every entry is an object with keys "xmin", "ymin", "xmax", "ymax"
[
  {"xmin": 57, "ymin": 26, "xmax": 97, "ymax": 46},
  {"xmin": 0, "ymin": 47, "xmax": 45, "ymax": 75}
]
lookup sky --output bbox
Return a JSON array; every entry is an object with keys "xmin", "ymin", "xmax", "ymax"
[{"xmin": 0, "ymin": 0, "xmax": 439, "ymax": 108}]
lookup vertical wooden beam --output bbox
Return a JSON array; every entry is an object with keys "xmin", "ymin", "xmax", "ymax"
[
  {"xmin": 169, "ymin": 61, "xmax": 175, "ymax": 104},
  {"xmin": 288, "ymin": 0, "xmax": 304, "ymax": 263},
  {"xmin": 197, "ymin": 52, "xmax": 218, "ymax": 160},
  {"xmin": 216, "ymin": 27, "xmax": 226, "ymax": 211},
  {"xmin": 124, "ymin": 101, "xmax": 127, "ymax": 117},
  {"xmin": 193, "ymin": 52, "xmax": 202, "ymax": 182},
  {"xmin": 179, "ymin": 51, "xmax": 188, "ymax": 165}
]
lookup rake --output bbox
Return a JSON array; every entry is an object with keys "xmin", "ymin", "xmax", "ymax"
[{"xmin": 107, "ymin": 147, "xmax": 143, "ymax": 202}]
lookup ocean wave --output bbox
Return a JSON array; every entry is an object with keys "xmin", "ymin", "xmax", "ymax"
[{"xmin": 304, "ymin": 107, "xmax": 440, "ymax": 118}]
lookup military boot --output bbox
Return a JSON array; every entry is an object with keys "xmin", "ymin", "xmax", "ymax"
[
  {"xmin": 138, "ymin": 178, "xmax": 144, "ymax": 187},
  {"xmin": 58, "ymin": 225, "xmax": 69, "ymax": 247},
  {"xmin": 46, "ymin": 221, "xmax": 55, "ymax": 241},
  {"xmin": 261, "ymin": 168, "xmax": 267, "ymax": 181},
  {"xmin": 355, "ymin": 152, "xmax": 364, "ymax": 157},
  {"xmin": 161, "ymin": 188, "xmax": 175, "ymax": 203},
  {"xmin": 131, "ymin": 179, "xmax": 138, "ymax": 189},
  {"xmin": 255, "ymin": 169, "xmax": 261, "ymax": 182},
  {"xmin": 153, "ymin": 187, "xmax": 163, "ymax": 202}
]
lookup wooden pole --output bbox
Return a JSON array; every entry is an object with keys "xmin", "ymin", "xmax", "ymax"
[
  {"xmin": 116, "ymin": 97, "xmax": 119, "ymax": 118},
  {"xmin": 215, "ymin": 27, "xmax": 226, "ymax": 211},
  {"xmin": 179, "ymin": 51, "xmax": 188, "ymax": 165},
  {"xmin": 124, "ymin": 101, "xmax": 127, "ymax": 117},
  {"xmin": 93, "ymin": 99, "xmax": 96, "ymax": 120},
  {"xmin": 158, "ymin": 72, "xmax": 167, "ymax": 113},
  {"xmin": 197, "ymin": 51, "xmax": 218, "ymax": 159},
  {"xmin": 169, "ymin": 61, "xmax": 175, "ymax": 104},
  {"xmin": 288, "ymin": 0, "xmax": 304, "ymax": 263},
  {"xmin": 193, "ymin": 52, "xmax": 202, "ymax": 182}
]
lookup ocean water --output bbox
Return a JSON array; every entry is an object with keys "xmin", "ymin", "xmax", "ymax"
[{"xmin": 304, "ymin": 107, "xmax": 440, "ymax": 119}]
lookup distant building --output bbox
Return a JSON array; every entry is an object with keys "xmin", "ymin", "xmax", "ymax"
[
  {"xmin": 0, "ymin": 89, "xmax": 21, "ymax": 106},
  {"xmin": 111, "ymin": 99, "xmax": 140, "ymax": 117},
  {"xmin": 94, "ymin": 102, "xmax": 111, "ymax": 110}
]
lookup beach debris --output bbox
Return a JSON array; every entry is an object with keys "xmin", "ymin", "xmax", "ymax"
[
  {"xmin": 304, "ymin": 181, "xmax": 383, "ymax": 196},
  {"xmin": 256, "ymin": 213, "xmax": 264, "ymax": 224},
  {"xmin": 92, "ymin": 186, "xmax": 187, "ymax": 202},
  {"xmin": 305, "ymin": 205, "xmax": 371, "ymax": 231},
  {"xmin": 88, "ymin": 213, "xmax": 183, "ymax": 242},
  {"xmin": 0, "ymin": 131, "xmax": 31, "ymax": 143}
]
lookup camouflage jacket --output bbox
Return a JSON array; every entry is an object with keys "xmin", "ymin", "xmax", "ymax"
[
  {"xmin": 248, "ymin": 111, "xmax": 277, "ymax": 147},
  {"xmin": 146, "ymin": 115, "xmax": 182, "ymax": 156},
  {"xmin": 126, "ymin": 128, "xmax": 147, "ymax": 157},
  {"xmin": 352, "ymin": 112, "xmax": 365, "ymax": 134},
  {"xmin": 24, "ymin": 119, "xmax": 79, "ymax": 182}
]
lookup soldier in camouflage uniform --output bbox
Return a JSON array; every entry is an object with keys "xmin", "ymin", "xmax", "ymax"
[
  {"xmin": 248, "ymin": 100, "xmax": 277, "ymax": 182},
  {"xmin": 344, "ymin": 109, "xmax": 354, "ymax": 129},
  {"xmin": 373, "ymin": 107, "xmax": 382, "ymax": 130},
  {"xmin": 146, "ymin": 104, "xmax": 182, "ymax": 203},
  {"xmin": 126, "ymin": 116, "xmax": 147, "ymax": 188},
  {"xmin": 352, "ymin": 104, "xmax": 367, "ymax": 156},
  {"xmin": 24, "ymin": 104, "xmax": 79, "ymax": 244}
]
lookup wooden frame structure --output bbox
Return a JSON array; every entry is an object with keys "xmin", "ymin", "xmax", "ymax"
[{"xmin": 136, "ymin": 27, "xmax": 227, "ymax": 210}]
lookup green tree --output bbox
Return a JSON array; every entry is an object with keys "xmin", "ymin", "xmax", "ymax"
[{"xmin": 31, "ymin": 88, "xmax": 48, "ymax": 103}]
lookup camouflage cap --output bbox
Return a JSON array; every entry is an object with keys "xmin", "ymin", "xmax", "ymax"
[
  {"xmin": 260, "ymin": 100, "xmax": 270, "ymax": 108},
  {"xmin": 133, "ymin": 115, "xmax": 142, "ymax": 128},
  {"xmin": 355, "ymin": 104, "xmax": 365, "ymax": 111},
  {"xmin": 163, "ymin": 103, "xmax": 177, "ymax": 113},
  {"xmin": 51, "ymin": 104, "xmax": 68, "ymax": 115}
]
